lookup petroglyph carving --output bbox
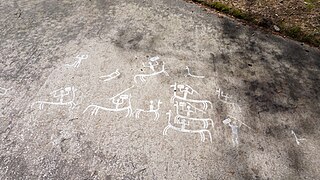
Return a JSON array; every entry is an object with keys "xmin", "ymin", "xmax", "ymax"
[
  {"xmin": 170, "ymin": 83, "xmax": 212, "ymax": 110},
  {"xmin": 291, "ymin": 130, "xmax": 306, "ymax": 145},
  {"xmin": 216, "ymin": 88, "xmax": 241, "ymax": 112},
  {"xmin": 143, "ymin": 56, "xmax": 160, "ymax": 72},
  {"xmin": 173, "ymin": 101, "xmax": 214, "ymax": 129},
  {"xmin": 100, "ymin": 69, "xmax": 120, "ymax": 81},
  {"xmin": 223, "ymin": 118, "xmax": 239, "ymax": 147},
  {"xmin": 164, "ymin": 83, "xmax": 214, "ymax": 143},
  {"xmin": 223, "ymin": 117, "xmax": 251, "ymax": 147},
  {"xmin": 174, "ymin": 101, "xmax": 206, "ymax": 115},
  {"xmin": 134, "ymin": 56, "xmax": 169, "ymax": 83},
  {"xmin": 163, "ymin": 110, "xmax": 212, "ymax": 142},
  {"xmin": 185, "ymin": 66, "xmax": 205, "ymax": 78},
  {"xmin": 135, "ymin": 100, "xmax": 162, "ymax": 121},
  {"xmin": 32, "ymin": 86, "xmax": 80, "ymax": 110},
  {"xmin": 83, "ymin": 86, "xmax": 134, "ymax": 117},
  {"xmin": 0, "ymin": 87, "xmax": 11, "ymax": 96},
  {"xmin": 65, "ymin": 54, "xmax": 88, "ymax": 68}
]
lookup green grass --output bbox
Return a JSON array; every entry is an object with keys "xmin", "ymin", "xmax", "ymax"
[
  {"xmin": 280, "ymin": 25, "xmax": 320, "ymax": 46},
  {"xmin": 192, "ymin": 0, "xmax": 252, "ymax": 20},
  {"xmin": 190, "ymin": 0, "xmax": 320, "ymax": 47}
]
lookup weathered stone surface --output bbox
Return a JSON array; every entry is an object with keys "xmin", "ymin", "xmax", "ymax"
[{"xmin": 0, "ymin": 0, "xmax": 319, "ymax": 179}]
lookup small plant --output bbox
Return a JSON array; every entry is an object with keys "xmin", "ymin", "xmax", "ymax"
[{"xmin": 285, "ymin": 26, "xmax": 302, "ymax": 38}]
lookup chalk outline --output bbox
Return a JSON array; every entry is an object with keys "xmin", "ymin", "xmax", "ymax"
[
  {"xmin": 0, "ymin": 87, "xmax": 11, "ymax": 96},
  {"xmin": 173, "ymin": 101, "xmax": 213, "ymax": 128},
  {"xmin": 216, "ymin": 88, "xmax": 241, "ymax": 112},
  {"xmin": 65, "ymin": 54, "xmax": 88, "ymax": 68},
  {"xmin": 135, "ymin": 100, "xmax": 162, "ymax": 121},
  {"xmin": 100, "ymin": 69, "xmax": 120, "ymax": 81},
  {"xmin": 83, "ymin": 86, "xmax": 135, "ymax": 117},
  {"xmin": 291, "ymin": 130, "xmax": 306, "ymax": 145},
  {"xmin": 185, "ymin": 66, "xmax": 205, "ymax": 78},
  {"xmin": 31, "ymin": 86, "xmax": 80, "ymax": 110},
  {"xmin": 134, "ymin": 64, "xmax": 169, "ymax": 83},
  {"xmin": 223, "ymin": 117, "xmax": 251, "ymax": 147},
  {"xmin": 163, "ymin": 110, "xmax": 212, "ymax": 142},
  {"xmin": 170, "ymin": 83, "xmax": 212, "ymax": 110}
]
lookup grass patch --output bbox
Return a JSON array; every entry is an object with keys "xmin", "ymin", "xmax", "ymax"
[
  {"xmin": 280, "ymin": 25, "xmax": 320, "ymax": 46},
  {"xmin": 304, "ymin": 0, "xmax": 316, "ymax": 10},
  {"xmin": 192, "ymin": 0, "xmax": 252, "ymax": 20},
  {"xmin": 190, "ymin": 0, "xmax": 320, "ymax": 47},
  {"xmin": 285, "ymin": 26, "xmax": 302, "ymax": 39}
]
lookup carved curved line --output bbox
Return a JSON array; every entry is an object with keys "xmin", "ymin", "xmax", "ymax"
[
  {"xmin": 154, "ymin": 112, "xmax": 159, "ymax": 121},
  {"xmin": 163, "ymin": 125, "xmax": 171, "ymax": 135},
  {"xmin": 135, "ymin": 110, "xmax": 141, "ymax": 119},
  {"xmin": 133, "ymin": 75, "xmax": 139, "ymax": 83},
  {"xmin": 204, "ymin": 130, "xmax": 213, "ymax": 143},
  {"xmin": 83, "ymin": 105, "xmax": 95, "ymax": 114},
  {"xmin": 208, "ymin": 119, "xmax": 214, "ymax": 128},
  {"xmin": 203, "ymin": 121, "xmax": 208, "ymax": 129},
  {"xmin": 200, "ymin": 132, "xmax": 205, "ymax": 142},
  {"xmin": 39, "ymin": 103, "xmax": 44, "ymax": 110},
  {"xmin": 126, "ymin": 108, "xmax": 132, "ymax": 117}
]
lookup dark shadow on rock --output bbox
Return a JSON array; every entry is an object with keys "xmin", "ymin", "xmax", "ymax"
[
  {"xmin": 217, "ymin": 17, "xmax": 320, "ymax": 136},
  {"xmin": 214, "ymin": 16, "xmax": 320, "ymax": 178}
]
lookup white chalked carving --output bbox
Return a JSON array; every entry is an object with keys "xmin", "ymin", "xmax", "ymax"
[
  {"xmin": 173, "ymin": 101, "xmax": 213, "ymax": 128},
  {"xmin": 149, "ymin": 56, "xmax": 160, "ymax": 62},
  {"xmin": 134, "ymin": 64, "xmax": 169, "ymax": 83},
  {"xmin": 163, "ymin": 110, "xmax": 212, "ymax": 142},
  {"xmin": 174, "ymin": 101, "xmax": 206, "ymax": 114},
  {"xmin": 100, "ymin": 69, "xmax": 120, "ymax": 81},
  {"xmin": 65, "ymin": 54, "xmax": 88, "ymax": 68},
  {"xmin": 134, "ymin": 57, "xmax": 169, "ymax": 83},
  {"xmin": 223, "ymin": 118, "xmax": 239, "ymax": 147},
  {"xmin": 0, "ymin": 87, "xmax": 11, "ymax": 96},
  {"xmin": 143, "ymin": 56, "xmax": 160, "ymax": 72},
  {"xmin": 83, "ymin": 86, "xmax": 134, "ymax": 117},
  {"xmin": 185, "ymin": 66, "xmax": 205, "ymax": 78},
  {"xmin": 175, "ymin": 115, "xmax": 214, "ymax": 129},
  {"xmin": 32, "ymin": 86, "xmax": 80, "ymax": 110},
  {"xmin": 291, "ymin": 130, "xmax": 306, "ymax": 145},
  {"xmin": 170, "ymin": 83, "xmax": 212, "ymax": 110},
  {"xmin": 223, "ymin": 117, "xmax": 251, "ymax": 147},
  {"xmin": 135, "ymin": 100, "xmax": 162, "ymax": 121},
  {"xmin": 216, "ymin": 88, "xmax": 241, "ymax": 112},
  {"xmin": 164, "ymin": 83, "xmax": 214, "ymax": 143}
]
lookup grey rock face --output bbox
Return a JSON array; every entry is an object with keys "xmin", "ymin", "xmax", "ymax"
[{"xmin": 0, "ymin": 0, "xmax": 319, "ymax": 179}]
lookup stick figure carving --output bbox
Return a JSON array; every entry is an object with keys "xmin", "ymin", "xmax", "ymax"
[
  {"xmin": 134, "ymin": 56, "xmax": 169, "ymax": 83},
  {"xmin": 83, "ymin": 86, "xmax": 134, "ymax": 117},
  {"xmin": 170, "ymin": 83, "xmax": 212, "ymax": 110},
  {"xmin": 163, "ymin": 110, "xmax": 212, "ymax": 142},
  {"xmin": 100, "ymin": 69, "xmax": 120, "ymax": 81},
  {"xmin": 173, "ymin": 101, "xmax": 214, "ymax": 129},
  {"xmin": 65, "ymin": 54, "xmax": 88, "ymax": 68},
  {"xmin": 185, "ymin": 66, "xmax": 205, "ymax": 78},
  {"xmin": 135, "ymin": 100, "xmax": 162, "ymax": 121},
  {"xmin": 223, "ymin": 117, "xmax": 251, "ymax": 147},
  {"xmin": 32, "ymin": 86, "xmax": 80, "ymax": 110},
  {"xmin": 216, "ymin": 88, "xmax": 241, "ymax": 112}
]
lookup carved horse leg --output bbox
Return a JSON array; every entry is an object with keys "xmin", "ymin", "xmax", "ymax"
[
  {"xmin": 154, "ymin": 112, "xmax": 159, "ymax": 121},
  {"xmin": 163, "ymin": 125, "xmax": 171, "ymax": 135},
  {"xmin": 199, "ymin": 132, "xmax": 205, "ymax": 142},
  {"xmin": 208, "ymin": 119, "xmax": 214, "ymax": 128},
  {"xmin": 204, "ymin": 130, "xmax": 213, "ymax": 142},
  {"xmin": 39, "ymin": 103, "xmax": 44, "ymax": 110},
  {"xmin": 135, "ymin": 110, "xmax": 141, "ymax": 119}
]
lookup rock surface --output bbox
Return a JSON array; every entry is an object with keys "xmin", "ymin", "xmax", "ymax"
[{"xmin": 0, "ymin": 0, "xmax": 320, "ymax": 179}]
